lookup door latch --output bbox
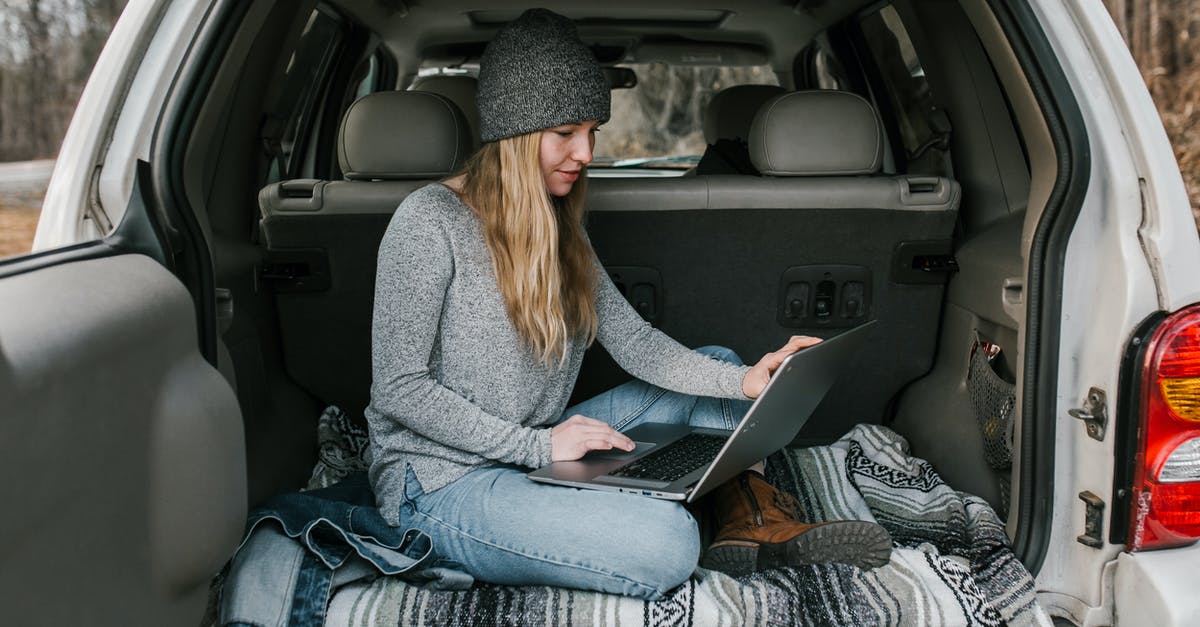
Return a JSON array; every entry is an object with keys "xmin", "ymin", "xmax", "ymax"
[
  {"xmin": 1077, "ymin": 491, "xmax": 1105, "ymax": 548},
  {"xmin": 1068, "ymin": 387, "xmax": 1107, "ymax": 442}
]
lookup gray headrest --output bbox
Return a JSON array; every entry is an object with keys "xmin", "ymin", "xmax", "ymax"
[
  {"xmin": 703, "ymin": 84, "xmax": 787, "ymax": 144},
  {"xmin": 749, "ymin": 91, "xmax": 883, "ymax": 176},
  {"xmin": 410, "ymin": 75, "xmax": 481, "ymax": 148},
  {"xmin": 337, "ymin": 91, "xmax": 472, "ymax": 181}
]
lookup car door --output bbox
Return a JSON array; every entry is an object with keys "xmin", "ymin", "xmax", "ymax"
[
  {"xmin": 0, "ymin": 250, "xmax": 245, "ymax": 625},
  {"xmin": 0, "ymin": 0, "xmax": 246, "ymax": 623}
]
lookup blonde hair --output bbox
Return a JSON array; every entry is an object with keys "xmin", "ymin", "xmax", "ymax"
[{"xmin": 454, "ymin": 133, "xmax": 598, "ymax": 366}]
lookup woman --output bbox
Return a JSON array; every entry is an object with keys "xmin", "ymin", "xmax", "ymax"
[{"xmin": 365, "ymin": 8, "xmax": 890, "ymax": 600}]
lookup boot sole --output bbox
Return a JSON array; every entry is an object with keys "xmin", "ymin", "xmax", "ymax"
[{"xmin": 701, "ymin": 521, "xmax": 892, "ymax": 576}]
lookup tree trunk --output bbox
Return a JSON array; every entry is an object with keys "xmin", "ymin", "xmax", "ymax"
[{"xmin": 1106, "ymin": 0, "xmax": 1131, "ymax": 43}]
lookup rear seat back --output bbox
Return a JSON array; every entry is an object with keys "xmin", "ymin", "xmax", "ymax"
[
  {"xmin": 704, "ymin": 84, "xmax": 789, "ymax": 146},
  {"xmin": 259, "ymin": 91, "xmax": 471, "ymax": 417},
  {"xmin": 410, "ymin": 74, "xmax": 481, "ymax": 148},
  {"xmin": 580, "ymin": 90, "xmax": 960, "ymax": 440},
  {"xmin": 692, "ymin": 84, "xmax": 787, "ymax": 175},
  {"xmin": 263, "ymin": 87, "xmax": 959, "ymax": 438},
  {"xmin": 749, "ymin": 90, "xmax": 883, "ymax": 176}
]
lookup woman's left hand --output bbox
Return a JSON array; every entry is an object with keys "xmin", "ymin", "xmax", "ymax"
[{"xmin": 741, "ymin": 335, "xmax": 823, "ymax": 399}]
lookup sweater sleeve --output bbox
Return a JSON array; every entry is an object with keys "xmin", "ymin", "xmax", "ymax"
[
  {"xmin": 593, "ymin": 258, "xmax": 752, "ymax": 400},
  {"xmin": 369, "ymin": 197, "xmax": 553, "ymax": 469}
]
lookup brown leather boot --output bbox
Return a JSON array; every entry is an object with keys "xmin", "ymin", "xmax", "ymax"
[{"xmin": 701, "ymin": 470, "xmax": 892, "ymax": 576}]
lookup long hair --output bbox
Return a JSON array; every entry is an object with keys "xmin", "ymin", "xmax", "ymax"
[{"xmin": 454, "ymin": 132, "xmax": 599, "ymax": 367}]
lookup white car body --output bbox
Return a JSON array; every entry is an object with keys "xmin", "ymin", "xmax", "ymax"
[{"xmin": 13, "ymin": 0, "xmax": 1199, "ymax": 623}]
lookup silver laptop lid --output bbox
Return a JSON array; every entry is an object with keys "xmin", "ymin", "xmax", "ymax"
[{"xmin": 686, "ymin": 320, "xmax": 877, "ymax": 502}]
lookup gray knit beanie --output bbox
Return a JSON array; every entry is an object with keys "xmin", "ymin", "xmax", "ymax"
[{"xmin": 477, "ymin": 8, "xmax": 611, "ymax": 143}]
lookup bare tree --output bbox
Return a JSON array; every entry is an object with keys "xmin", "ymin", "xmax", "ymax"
[
  {"xmin": 0, "ymin": 0, "xmax": 127, "ymax": 161},
  {"xmin": 601, "ymin": 63, "xmax": 778, "ymax": 160},
  {"xmin": 1104, "ymin": 0, "xmax": 1200, "ymax": 220}
]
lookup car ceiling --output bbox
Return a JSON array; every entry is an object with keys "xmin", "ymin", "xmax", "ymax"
[{"xmin": 334, "ymin": 0, "xmax": 877, "ymax": 77}]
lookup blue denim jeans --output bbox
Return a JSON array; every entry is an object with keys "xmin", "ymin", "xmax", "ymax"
[
  {"xmin": 220, "ymin": 472, "xmax": 473, "ymax": 627},
  {"xmin": 398, "ymin": 345, "xmax": 753, "ymax": 600}
]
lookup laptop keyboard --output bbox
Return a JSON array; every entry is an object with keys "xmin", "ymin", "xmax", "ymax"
[{"xmin": 608, "ymin": 432, "xmax": 727, "ymax": 482}]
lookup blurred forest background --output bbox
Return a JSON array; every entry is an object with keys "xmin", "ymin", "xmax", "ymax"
[
  {"xmin": 0, "ymin": 0, "xmax": 1198, "ymax": 257},
  {"xmin": 1104, "ymin": 0, "xmax": 1200, "ymax": 222},
  {"xmin": 0, "ymin": 0, "xmax": 124, "ymax": 257},
  {"xmin": 0, "ymin": 0, "xmax": 124, "ymax": 161}
]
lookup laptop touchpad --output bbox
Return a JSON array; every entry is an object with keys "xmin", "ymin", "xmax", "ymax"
[{"xmin": 587, "ymin": 441, "xmax": 656, "ymax": 461}]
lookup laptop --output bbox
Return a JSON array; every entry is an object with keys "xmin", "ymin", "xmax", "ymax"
[{"xmin": 527, "ymin": 320, "xmax": 876, "ymax": 502}]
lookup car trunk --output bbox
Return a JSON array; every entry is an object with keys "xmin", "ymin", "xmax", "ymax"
[{"xmin": 174, "ymin": 0, "xmax": 1083, "ymax": 616}]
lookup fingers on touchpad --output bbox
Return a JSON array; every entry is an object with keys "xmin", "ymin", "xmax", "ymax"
[{"xmin": 587, "ymin": 441, "xmax": 656, "ymax": 460}]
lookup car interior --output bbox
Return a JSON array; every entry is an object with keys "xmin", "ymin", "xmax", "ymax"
[
  {"xmin": 195, "ymin": 0, "xmax": 1053, "ymax": 526},
  {"xmin": 155, "ymin": 0, "xmax": 1072, "ymax": 617}
]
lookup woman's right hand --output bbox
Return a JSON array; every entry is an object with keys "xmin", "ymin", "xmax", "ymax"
[{"xmin": 551, "ymin": 414, "xmax": 635, "ymax": 461}]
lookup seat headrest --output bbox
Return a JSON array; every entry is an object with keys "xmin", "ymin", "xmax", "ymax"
[
  {"xmin": 337, "ymin": 91, "xmax": 473, "ymax": 181},
  {"xmin": 749, "ymin": 91, "xmax": 884, "ymax": 176},
  {"xmin": 410, "ymin": 75, "xmax": 481, "ymax": 148},
  {"xmin": 703, "ymin": 84, "xmax": 788, "ymax": 144}
]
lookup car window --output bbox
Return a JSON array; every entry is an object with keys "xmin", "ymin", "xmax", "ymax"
[
  {"xmin": 262, "ymin": 6, "xmax": 346, "ymax": 185},
  {"xmin": 858, "ymin": 5, "xmax": 950, "ymax": 176},
  {"xmin": 594, "ymin": 63, "xmax": 780, "ymax": 170},
  {"xmin": 415, "ymin": 61, "xmax": 779, "ymax": 172}
]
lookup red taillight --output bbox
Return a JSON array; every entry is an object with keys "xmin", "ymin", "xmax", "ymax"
[{"xmin": 1129, "ymin": 307, "xmax": 1200, "ymax": 550}]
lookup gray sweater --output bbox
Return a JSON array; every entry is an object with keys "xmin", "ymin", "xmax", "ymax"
[{"xmin": 366, "ymin": 183, "xmax": 751, "ymax": 525}]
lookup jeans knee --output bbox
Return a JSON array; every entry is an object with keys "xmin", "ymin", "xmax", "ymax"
[
  {"xmin": 696, "ymin": 344, "xmax": 742, "ymax": 365},
  {"xmin": 655, "ymin": 537, "xmax": 701, "ymax": 595},
  {"xmin": 627, "ymin": 507, "xmax": 701, "ymax": 598}
]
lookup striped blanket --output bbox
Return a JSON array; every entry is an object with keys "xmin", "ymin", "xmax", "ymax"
[{"xmin": 313, "ymin": 414, "xmax": 1049, "ymax": 626}]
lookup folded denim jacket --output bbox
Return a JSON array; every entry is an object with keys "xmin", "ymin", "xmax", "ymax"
[{"xmin": 218, "ymin": 471, "xmax": 473, "ymax": 627}]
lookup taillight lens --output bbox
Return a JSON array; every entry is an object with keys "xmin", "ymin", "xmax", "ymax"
[{"xmin": 1129, "ymin": 307, "xmax": 1200, "ymax": 550}]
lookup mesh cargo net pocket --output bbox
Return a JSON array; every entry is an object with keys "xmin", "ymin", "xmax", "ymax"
[{"xmin": 966, "ymin": 335, "xmax": 1016, "ymax": 516}]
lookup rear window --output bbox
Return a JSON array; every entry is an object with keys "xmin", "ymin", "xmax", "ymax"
[
  {"xmin": 417, "ymin": 62, "xmax": 780, "ymax": 171},
  {"xmin": 595, "ymin": 63, "xmax": 780, "ymax": 169}
]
